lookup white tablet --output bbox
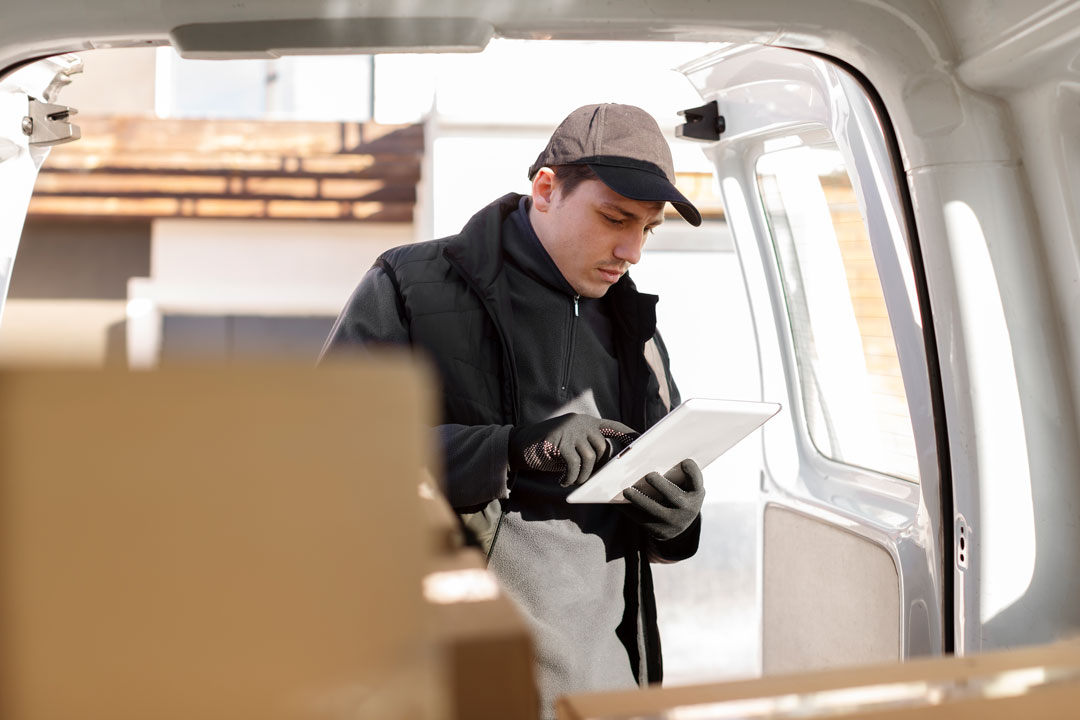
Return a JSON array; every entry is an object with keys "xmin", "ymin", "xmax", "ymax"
[{"xmin": 566, "ymin": 398, "xmax": 781, "ymax": 504}]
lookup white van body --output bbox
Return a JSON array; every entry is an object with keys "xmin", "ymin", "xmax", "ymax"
[{"xmin": 2, "ymin": 0, "xmax": 1079, "ymax": 672}]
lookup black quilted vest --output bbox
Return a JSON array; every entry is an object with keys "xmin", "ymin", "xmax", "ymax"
[{"xmin": 378, "ymin": 193, "xmax": 670, "ymax": 437}]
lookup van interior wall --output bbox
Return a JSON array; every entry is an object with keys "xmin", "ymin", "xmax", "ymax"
[{"xmin": 928, "ymin": 2, "xmax": 1080, "ymax": 651}]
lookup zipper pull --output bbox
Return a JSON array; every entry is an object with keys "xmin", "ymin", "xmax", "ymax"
[{"xmin": 574, "ymin": 295, "xmax": 580, "ymax": 317}]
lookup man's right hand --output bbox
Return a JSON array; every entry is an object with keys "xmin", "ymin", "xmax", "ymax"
[{"xmin": 508, "ymin": 413, "xmax": 638, "ymax": 487}]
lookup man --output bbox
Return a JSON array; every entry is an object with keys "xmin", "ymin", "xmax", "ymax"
[{"xmin": 322, "ymin": 103, "xmax": 705, "ymax": 717}]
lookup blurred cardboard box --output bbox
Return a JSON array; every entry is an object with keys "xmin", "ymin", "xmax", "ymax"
[
  {"xmin": 0, "ymin": 360, "xmax": 445, "ymax": 720},
  {"xmin": 416, "ymin": 427, "xmax": 539, "ymax": 720},
  {"xmin": 557, "ymin": 640, "xmax": 1080, "ymax": 719},
  {"xmin": 425, "ymin": 547, "xmax": 539, "ymax": 720},
  {"xmin": 420, "ymin": 470, "xmax": 466, "ymax": 554}
]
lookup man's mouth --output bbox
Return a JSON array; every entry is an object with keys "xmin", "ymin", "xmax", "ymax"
[{"xmin": 598, "ymin": 267, "xmax": 623, "ymax": 283}]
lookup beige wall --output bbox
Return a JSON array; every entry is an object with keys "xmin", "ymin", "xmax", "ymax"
[
  {"xmin": 0, "ymin": 213, "xmax": 419, "ymax": 368},
  {"xmin": 0, "ymin": 300, "xmax": 127, "ymax": 366},
  {"xmin": 0, "ymin": 219, "xmax": 147, "ymax": 367},
  {"xmin": 151, "ymin": 219, "xmax": 412, "ymax": 302}
]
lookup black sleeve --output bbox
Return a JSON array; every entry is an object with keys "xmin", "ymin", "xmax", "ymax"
[
  {"xmin": 645, "ymin": 515, "xmax": 701, "ymax": 563},
  {"xmin": 436, "ymin": 424, "xmax": 513, "ymax": 508},
  {"xmin": 321, "ymin": 265, "xmax": 514, "ymax": 509},
  {"xmin": 319, "ymin": 265, "xmax": 410, "ymax": 359}
]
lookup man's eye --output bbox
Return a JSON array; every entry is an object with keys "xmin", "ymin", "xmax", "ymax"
[{"xmin": 602, "ymin": 215, "xmax": 623, "ymax": 225}]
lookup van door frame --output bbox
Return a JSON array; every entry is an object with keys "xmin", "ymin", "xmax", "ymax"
[{"xmin": 682, "ymin": 43, "xmax": 952, "ymax": 661}]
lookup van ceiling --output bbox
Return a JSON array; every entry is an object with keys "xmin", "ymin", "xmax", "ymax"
[
  {"xmin": 1, "ymin": 2, "xmax": 1075, "ymax": 106},
  {"xmin": 1, "ymin": 0, "xmax": 957, "ymax": 79}
]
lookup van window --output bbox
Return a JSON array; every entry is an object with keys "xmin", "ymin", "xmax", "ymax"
[{"xmin": 756, "ymin": 143, "xmax": 919, "ymax": 483}]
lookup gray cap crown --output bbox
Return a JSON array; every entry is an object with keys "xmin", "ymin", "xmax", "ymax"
[
  {"xmin": 528, "ymin": 103, "xmax": 702, "ymax": 226},
  {"xmin": 528, "ymin": 104, "xmax": 675, "ymax": 182}
]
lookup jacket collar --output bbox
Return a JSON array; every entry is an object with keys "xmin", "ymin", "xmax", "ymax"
[
  {"xmin": 443, "ymin": 193, "xmax": 522, "ymax": 295},
  {"xmin": 505, "ymin": 196, "xmax": 578, "ymax": 297},
  {"xmin": 444, "ymin": 191, "xmax": 659, "ymax": 343},
  {"xmin": 609, "ymin": 268, "xmax": 659, "ymax": 345}
]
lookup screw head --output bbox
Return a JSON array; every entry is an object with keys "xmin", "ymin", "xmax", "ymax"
[{"xmin": 21, "ymin": 116, "xmax": 32, "ymax": 135}]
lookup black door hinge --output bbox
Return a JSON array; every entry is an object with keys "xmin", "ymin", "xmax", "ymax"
[{"xmin": 676, "ymin": 100, "xmax": 725, "ymax": 142}]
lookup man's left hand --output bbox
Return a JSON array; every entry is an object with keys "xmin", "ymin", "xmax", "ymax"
[{"xmin": 621, "ymin": 459, "xmax": 704, "ymax": 540}]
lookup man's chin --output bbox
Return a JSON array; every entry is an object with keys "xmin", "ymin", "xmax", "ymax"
[
  {"xmin": 574, "ymin": 271, "xmax": 622, "ymax": 298},
  {"xmin": 578, "ymin": 284, "xmax": 611, "ymax": 299}
]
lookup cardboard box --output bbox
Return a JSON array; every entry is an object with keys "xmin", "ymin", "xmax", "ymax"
[
  {"xmin": 420, "ymin": 469, "xmax": 466, "ymax": 554},
  {"xmin": 557, "ymin": 640, "xmax": 1080, "ymax": 719},
  {"xmin": 426, "ymin": 548, "xmax": 539, "ymax": 720},
  {"xmin": 0, "ymin": 360, "xmax": 445, "ymax": 720}
]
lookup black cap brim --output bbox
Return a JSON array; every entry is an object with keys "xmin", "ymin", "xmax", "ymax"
[{"xmin": 588, "ymin": 163, "xmax": 702, "ymax": 227}]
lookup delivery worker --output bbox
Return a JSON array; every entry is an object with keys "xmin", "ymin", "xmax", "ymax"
[{"xmin": 322, "ymin": 103, "xmax": 705, "ymax": 718}]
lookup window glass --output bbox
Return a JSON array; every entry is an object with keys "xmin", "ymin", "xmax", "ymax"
[{"xmin": 756, "ymin": 143, "xmax": 919, "ymax": 482}]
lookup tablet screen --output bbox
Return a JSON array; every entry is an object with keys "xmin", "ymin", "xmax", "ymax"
[{"xmin": 566, "ymin": 397, "xmax": 781, "ymax": 504}]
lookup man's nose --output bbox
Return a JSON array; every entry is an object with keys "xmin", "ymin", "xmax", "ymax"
[{"xmin": 613, "ymin": 233, "xmax": 644, "ymax": 265}]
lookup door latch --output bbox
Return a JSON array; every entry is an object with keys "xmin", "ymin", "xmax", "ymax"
[
  {"xmin": 955, "ymin": 515, "xmax": 970, "ymax": 570},
  {"xmin": 22, "ymin": 97, "xmax": 81, "ymax": 147},
  {"xmin": 676, "ymin": 100, "xmax": 725, "ymax": 142}
]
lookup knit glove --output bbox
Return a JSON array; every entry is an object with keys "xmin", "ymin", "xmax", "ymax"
[
  {"xmin": 508, "ymin": 413, "xmax": 638, "ymax": 487},
  {"xmin": 621, "ymin": 459, "xmax": 705, "ymax": 540}
]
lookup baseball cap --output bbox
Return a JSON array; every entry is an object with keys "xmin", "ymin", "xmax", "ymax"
[{"xmin": 528, "ymin": 103, "xmax": 702, "ymax": 227}]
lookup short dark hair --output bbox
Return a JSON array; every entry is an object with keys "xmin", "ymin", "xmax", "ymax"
[{"xmin": 551, "ymin": 164, "xmax": 599, "ymax": 199}]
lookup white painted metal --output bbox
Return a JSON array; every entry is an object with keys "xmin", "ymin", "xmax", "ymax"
[
  {"xmin": 0, "ymin": 55, "xmax": 81, "ymax": 328},
  {"xmin": 942, "ymin": 0, "xmax": 1080, "ymax": 650},
  {"xmin": 0, "ymin": 0, "xmax": 1078, "ymax": 660},
  {"xmin": 681, "ymin": 44, "xmax": 944, "ymax": 666}
]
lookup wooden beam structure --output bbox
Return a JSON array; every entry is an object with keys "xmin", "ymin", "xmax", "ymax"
[
  {"xmin": 29, "ymin": 117, "xmax": 424, "ymax": 222},
  {"xmin": 28, "ymin": 115, "xmax": 723, "ymax": 224}
]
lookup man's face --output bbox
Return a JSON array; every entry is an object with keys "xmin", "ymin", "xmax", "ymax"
[{"xmin": 531, "ymin": 174, "xmax": 665, "ymax": 299}]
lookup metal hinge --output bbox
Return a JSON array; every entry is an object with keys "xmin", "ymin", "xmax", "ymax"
[
  {"xmin": 676, "ymin": 100, "xmax": 725, "ymax": 142},
  {"xmin": 22, "ymin": 97, "xmax": 80, "ymax": 147},
  {"xmin": 20, "ymin": 54, "xmax": 83, "ymax": 147}
]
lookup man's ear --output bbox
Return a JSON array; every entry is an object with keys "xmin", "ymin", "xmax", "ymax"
[{"xmin": 531, "ymin": 167, "xmax": 557, "ymax": 213}]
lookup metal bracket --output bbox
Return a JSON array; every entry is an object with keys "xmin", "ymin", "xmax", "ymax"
[
  {"xmin": 23, "ymin": 98, "xmax": 81, "ymax": 147},
  {"xmin": 41, "ymin": 53, "xmax": 84, "ymax": 103},
  {"xmin": 676, "ymin": 100, "xmax": 725, "ymax": 143}
]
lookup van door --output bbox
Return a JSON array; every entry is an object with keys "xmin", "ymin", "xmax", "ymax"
[
  {"xmin": 680, "ymin": 44, "xmax": 948, "ymax": 672},
  {"xmin": 0, "ymin": 54, "xmax": 81, "ymax": 325}
]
